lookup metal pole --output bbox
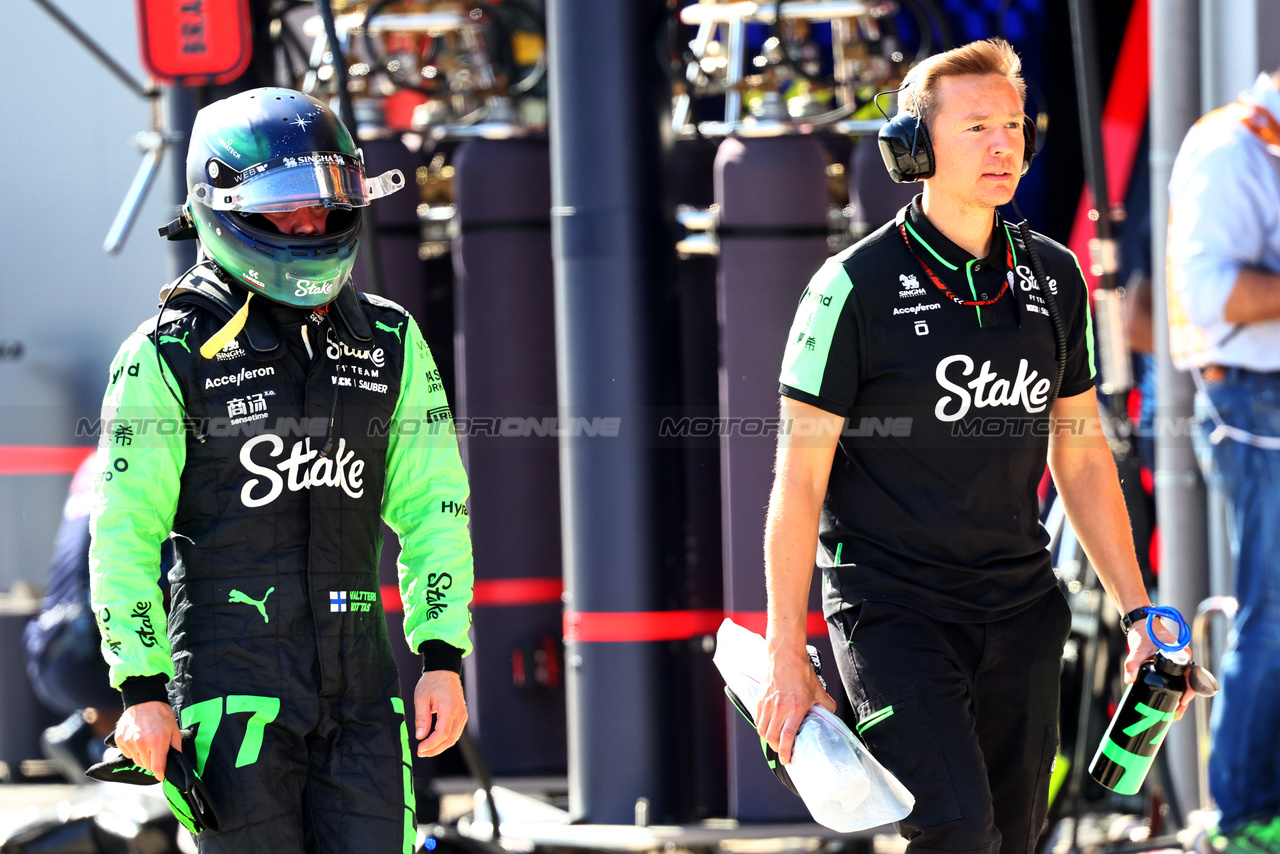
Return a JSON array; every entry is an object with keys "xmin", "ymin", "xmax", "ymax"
[
  {"xmin": 1150, "ymin": 0, "xmax": 1207, "ymax": 817},
  {"xmin": 165, "ymin": 86, "xmax": 200, "ymax": 279},
  {"xmin": 29, "ymin": 0, "xmax": 154, "ymax": 99},
  {"xmin": 316, "ymin": 0, "xmax": 385, "ymax": 297},
  {"xmin": 1067, "ymin": 0, "xmax": 1116, "ymax": 292},
  {"xmin": 1068, "ymin": 0, "xmax": 1130, "ymax": 397},
  {"xmin": 547, "ymin": 0, "xmax": 672, "ymax": 824},
  {"xmin": 1200, "ymin": 0, "xmax": 1259, "ymax": 113}
]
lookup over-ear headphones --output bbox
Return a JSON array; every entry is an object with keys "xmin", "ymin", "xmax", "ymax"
[{"xmin": 877, "ymin": 111, "xmax": 1038, "ymax": 183}]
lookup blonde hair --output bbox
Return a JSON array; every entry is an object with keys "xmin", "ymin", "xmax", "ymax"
[{"xmin": 901, "ymin": 38, "xmax": 1027, "ymax": 122}]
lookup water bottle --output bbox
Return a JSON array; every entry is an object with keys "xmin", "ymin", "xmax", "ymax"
[{"xmin": 1088, "ymin": 607, "xmax": 1191, "ymax": 795}]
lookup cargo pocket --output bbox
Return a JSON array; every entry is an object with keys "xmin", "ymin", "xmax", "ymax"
[{"xmin": 855, "ymin": 683, "xmax": 961, "ymax": 828}]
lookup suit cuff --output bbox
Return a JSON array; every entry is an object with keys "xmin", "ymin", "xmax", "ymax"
[
  {"xmin": 419, "ymin": 640, "xmax": 463, "ymax": 674},
  {"xmin": 120, "ymin": 675, "xmax": 170, "ymax": 708}
]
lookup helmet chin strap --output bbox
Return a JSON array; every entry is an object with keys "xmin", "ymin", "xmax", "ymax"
[{"xmin": 199, "ymin": 292, "xmax": 254, "ymax": 359}]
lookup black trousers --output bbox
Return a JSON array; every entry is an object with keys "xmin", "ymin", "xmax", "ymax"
[{"xmin": 829, "ymin": 588, "xmax": 1071, "ymax": 854}]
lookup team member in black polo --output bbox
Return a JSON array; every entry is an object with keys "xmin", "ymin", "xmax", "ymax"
[{"xmin": 754, "ymin": 39, "xmax": 1191, "ymax": 854}]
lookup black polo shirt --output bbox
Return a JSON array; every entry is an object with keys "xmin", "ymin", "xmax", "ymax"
[{"xmin": 779, "ymin": 196, "xmax": 1095, "ymax": 623}]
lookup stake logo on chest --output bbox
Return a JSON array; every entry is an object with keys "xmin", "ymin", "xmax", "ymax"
[{"xmin": 238, "ymin": 434, "xmax": 366, "ymax": 507}]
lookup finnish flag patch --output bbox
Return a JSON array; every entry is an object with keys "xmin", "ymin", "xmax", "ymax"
[{"xmin": 330, "ymin": 591, "xmax": 348, "ymax": 612}]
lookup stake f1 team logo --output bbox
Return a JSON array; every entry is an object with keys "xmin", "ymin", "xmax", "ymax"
[
  {"xmin": 290, "ymin": 276, "xmax": 337, "ymax": 299},
  {"xmin": 934, "ymin": 354, "xmax": 1052, "ymax": 421},
  {"xmin": 325, "ymin": 328, "xmax": 385, "ymax": 368}
]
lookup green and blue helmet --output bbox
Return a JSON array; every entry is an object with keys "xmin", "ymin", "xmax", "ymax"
[{"xmin": 185, "ymin": 88, "xmax": 405, "ymax": 307}]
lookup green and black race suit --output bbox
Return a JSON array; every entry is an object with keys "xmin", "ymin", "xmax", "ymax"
[{"xmin": 88, "ymin": 265, "xmax": 472, "ymax": 853}]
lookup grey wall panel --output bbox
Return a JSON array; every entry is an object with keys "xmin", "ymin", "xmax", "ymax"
[{"xmin": 0, "ymin": 1, "xmax": 172, "ymax": 592}]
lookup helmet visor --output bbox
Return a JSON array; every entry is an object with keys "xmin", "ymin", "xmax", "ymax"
[{"xmin": 192, "ymin": 152, "xmax": 405, "ymax": 213}]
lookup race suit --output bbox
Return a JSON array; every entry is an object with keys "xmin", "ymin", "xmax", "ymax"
[{"xmin": 89, "ymin": 264, "xmax": 473, "ymax": 853}]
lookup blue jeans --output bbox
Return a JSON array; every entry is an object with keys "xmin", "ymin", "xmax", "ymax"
[{"xmin": 1197, "ymin": 368, "xmax": 1280, "ymax": 830}]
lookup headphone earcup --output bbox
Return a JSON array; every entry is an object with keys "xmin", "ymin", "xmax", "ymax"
[
  {"xmin": 1021, "ymin": 115, "xmax": 1037, "ymax": 176},
  {"xmin": 877, "ymin": 112, "xmax": 935, "ymax": 183},
  {"xmin": 915, "ymin": 120, "xmax": 935, "ymax": 179}
]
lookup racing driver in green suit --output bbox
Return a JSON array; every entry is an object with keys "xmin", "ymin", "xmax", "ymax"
[{"xmin": 89, "ymin": 88, "xmax": 473, "ymax": 853}]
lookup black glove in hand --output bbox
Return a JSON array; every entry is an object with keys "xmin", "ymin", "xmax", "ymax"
[{"xmin": 87, "ymin": 730, "xmax": 221, "ymax": 834}]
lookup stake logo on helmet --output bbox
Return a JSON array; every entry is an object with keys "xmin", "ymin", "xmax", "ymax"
[{"xmin": 186, "ymin": 88, "xmax": 405, "ymax": 308}]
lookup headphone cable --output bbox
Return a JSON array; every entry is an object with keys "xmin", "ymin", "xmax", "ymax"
[{"xmin": 1010, "ymin": 198, "xmax": 1067, "ymax": 406}]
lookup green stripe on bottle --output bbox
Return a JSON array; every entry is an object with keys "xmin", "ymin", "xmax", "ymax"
[{"xmin": 1100, "ymin": 737, "xmax": 1156, "ymax": 795}]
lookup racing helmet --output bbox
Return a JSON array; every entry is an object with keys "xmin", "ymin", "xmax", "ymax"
[{"xmin": 185, "ymin": 88, "xmax": 404, "ymax": 307}]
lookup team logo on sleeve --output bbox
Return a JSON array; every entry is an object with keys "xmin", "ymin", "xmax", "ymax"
[
  {"xmin": 111, "ymin": 363, "xmax": 141, "ymax": 384},
  {"xmin": 423, "ymin": 572, "xmax": 453, "ymax": 620},
  {"xmin": 131, "ymin": 601, "xmax": 159, "ymax": 648},
  {"xmin": 790, "ymin": 285, "xmax": 831, "ymax": 341}
]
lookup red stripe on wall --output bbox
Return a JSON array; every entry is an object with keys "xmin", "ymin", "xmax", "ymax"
[
  {"xmin": 725, "ymin": 611, "xmax": 828, "ymax": 638},
  {"xmin": 564, "ymin": 609, "xmax": 827, "ymax": 643},
  {"xmin": 0, "ymin": 445, "xmax": 95, "ymax": 475},
  {"xmin": 473, "ymin": 578, "xmax": 563, "ymax": 607},
  {"xmin": 564, "ymin": 609, "xmax": 726, "ymax": 642},
  {"xmin": 382, "ymin": 578, "xmax": 830, "ymax": 642},
  {"xmin": 381, "ymin": 584, "xmax": 403, "ymax": 613}
]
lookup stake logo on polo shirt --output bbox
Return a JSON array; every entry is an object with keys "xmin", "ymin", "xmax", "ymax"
[{"xmin": 934, "ymin": 355, "xmax": 1052, "ymax": 421}]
